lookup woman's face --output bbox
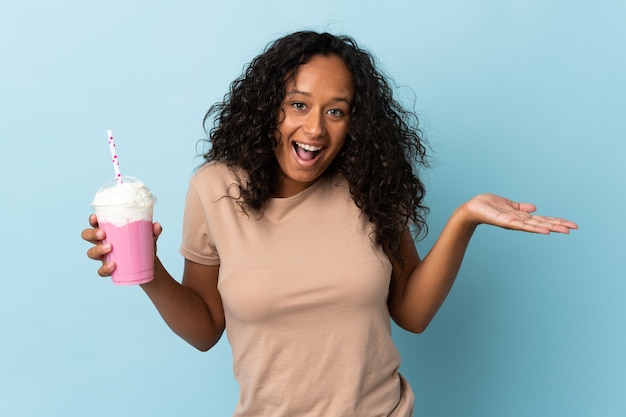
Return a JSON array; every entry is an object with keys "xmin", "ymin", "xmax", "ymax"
[{"xmin": 273, "ymin": 54, "xmax": 355, "ymax": 198}]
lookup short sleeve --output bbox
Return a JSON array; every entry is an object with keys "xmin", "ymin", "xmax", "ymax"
[{"xmin": 179, "ymin": 177, "xmax": 220, "ymax": 265}]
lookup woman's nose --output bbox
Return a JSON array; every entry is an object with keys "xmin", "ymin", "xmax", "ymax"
[{"xmin": 303, "ymin": 111, "xmax": 326, "ymax": 137}]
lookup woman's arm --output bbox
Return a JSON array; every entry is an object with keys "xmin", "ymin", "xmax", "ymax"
[
  {"xmin": 82, "ymin": 215, "xmax": 225, "ymax": 351},
  {"xmin": 387, "ymin": 193, "xmax": 577, "ymax": 333},
  {"xmin": 142, "ymin": 258, "xmax": 225, "ymax": 351}
]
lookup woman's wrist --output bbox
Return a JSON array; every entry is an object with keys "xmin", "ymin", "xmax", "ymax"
[{"xmin": 452, "ymin": 199, "xmax": 482, "ymax": 232}]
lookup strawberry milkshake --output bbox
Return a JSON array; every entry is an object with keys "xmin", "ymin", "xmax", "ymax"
[{"xmin": 91, "ymin": 176, "xmax": 156, "ymax": 285}]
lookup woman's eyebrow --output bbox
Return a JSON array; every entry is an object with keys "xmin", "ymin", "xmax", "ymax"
[{"xmin": 287, "ymin": 89, "xmax": 352, "ymax": 105}]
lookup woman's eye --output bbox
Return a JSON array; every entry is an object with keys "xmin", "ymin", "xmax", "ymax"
[
  {"xmin": 327, "ymin": 108, "xmax": 345, "ymax": 117},
  {"xmin": 291, "ymin": 102, "xmax": 306, "ymax": 110}
]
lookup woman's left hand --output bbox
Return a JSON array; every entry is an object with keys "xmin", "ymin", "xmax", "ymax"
[{"xmin": 462, "ymin": 193, "xmax": 578, "ymax": 234}]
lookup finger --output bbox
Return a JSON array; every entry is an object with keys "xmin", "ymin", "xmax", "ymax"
[
  {"xmin": 98, "ymin": 260, "xmax": 116, "ymax": 277},
  {"xmin": 89, "ymin": 214, "xmax": 99, "ymax": 228},
  {"xmin": 533, "ymin": 220, "xmax": 570, "ymax": 234},
  {"xmin": 530, "ymin": 216, "xmax": 578, "ymax": 231},
  {"xmin": 519, "ymin": 217, "xmax": 578, "ymax": 234},
  {"xmin": 545, "ymin": 221, "xmax": 577, "ymax": 234},
  {"xmin": 514, "ymin": 221, "xmax": 551, "ymax": 234},
  {"xmin": 153, "ymin": 222, "xmax": 163, "ymax": 239},
  {"xmin": 548, "ymin": 224, "xmax": 572, "ymax": 234},
  {"xmin": 86, "ymin": 242, "xmax": 112, "ymax": 261},
  {"xmin": 533, "ymin": 216, "xmax": 578, "ymax": 233},
  {"xmin": 81, "ymin": 227, "xmax": 105, "ymax": 244},
  {"xmin": 502, "ymin": 216, "xmax": 551, "ymax": 234},
  {"xmin": 515, "ymin": 202, "xmax": 538, "ymax": 214}
]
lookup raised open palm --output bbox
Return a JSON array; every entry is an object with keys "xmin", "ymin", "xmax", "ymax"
[{"xmin": 464, "ymin": 193, "xmax": 578, "ymax": 234}]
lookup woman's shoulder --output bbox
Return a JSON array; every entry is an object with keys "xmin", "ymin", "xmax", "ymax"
[
  {"xmin": 192, "ymin": 161, "xmax": 245, "ymax": 184},
  {"xmin": 189, "ymin": 161, "xmax": 247, "ymax": 196}
]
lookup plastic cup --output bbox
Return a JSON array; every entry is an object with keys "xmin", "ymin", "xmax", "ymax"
[{"xmin": 91, "ymin": 176, "xmax": 156, "ymax": 285}]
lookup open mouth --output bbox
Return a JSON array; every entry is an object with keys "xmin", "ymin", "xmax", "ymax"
[{"xmin": 293, "ymin": 141, "xmax": 323, "ymax": 162}]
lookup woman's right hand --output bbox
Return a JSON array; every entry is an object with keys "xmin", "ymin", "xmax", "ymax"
[
  {"xmin": 82, "ymin": 214, "xmax": 164, "ymax": 280},
  {"xmin": 82, "ymin": 214, "xmax": 115, "ymax": 277},
  {"xmin": 82, "ymin": 214, "xmax": 164, "ymax": 277}
]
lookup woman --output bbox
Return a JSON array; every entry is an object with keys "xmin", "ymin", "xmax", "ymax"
[{"xmin": 83, "ymin": 31, "xmax": 577, "ymax": 416}]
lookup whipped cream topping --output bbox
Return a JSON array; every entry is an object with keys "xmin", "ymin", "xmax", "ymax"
[{"xmin": 92, "ymin": 177, "xmax": 156, "ymax": 225}]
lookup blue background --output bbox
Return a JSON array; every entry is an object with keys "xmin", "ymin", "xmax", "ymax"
[{"xmin": 1, "ymin": 1, "xmax": 624, "ymax": 416}]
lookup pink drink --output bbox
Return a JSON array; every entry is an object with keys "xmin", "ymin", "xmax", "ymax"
[
  {"xmin": 92, "ymin": 176, "xmax": 156, "ymax": 285},
  {"xmin": 99, "ymin": 220, "xmax": 154, "ymax": 285}
]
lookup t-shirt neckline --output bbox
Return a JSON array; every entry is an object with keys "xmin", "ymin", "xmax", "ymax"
[{"xmin": 267, "ymin": 177, "xmax": 328, "ymax": 207}]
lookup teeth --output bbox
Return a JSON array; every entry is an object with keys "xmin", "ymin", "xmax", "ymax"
[{"xmin": 295, "ymin": 142, "xmax": 322, "ymax": 152}]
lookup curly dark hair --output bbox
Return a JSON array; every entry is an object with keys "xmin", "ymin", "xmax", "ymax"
[{"xmin": 202, "ymin": 31, "xmax": 429, "ymax": 264}]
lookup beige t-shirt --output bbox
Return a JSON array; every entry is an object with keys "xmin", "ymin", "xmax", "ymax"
[{"xmin": 181, "ymin": 162, "xmax": 414, "ymax": 417}]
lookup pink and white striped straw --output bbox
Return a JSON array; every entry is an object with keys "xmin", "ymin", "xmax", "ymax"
[{"xmin": 107, "ymin": 129, "xmax": 123, "ymax": 184}]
